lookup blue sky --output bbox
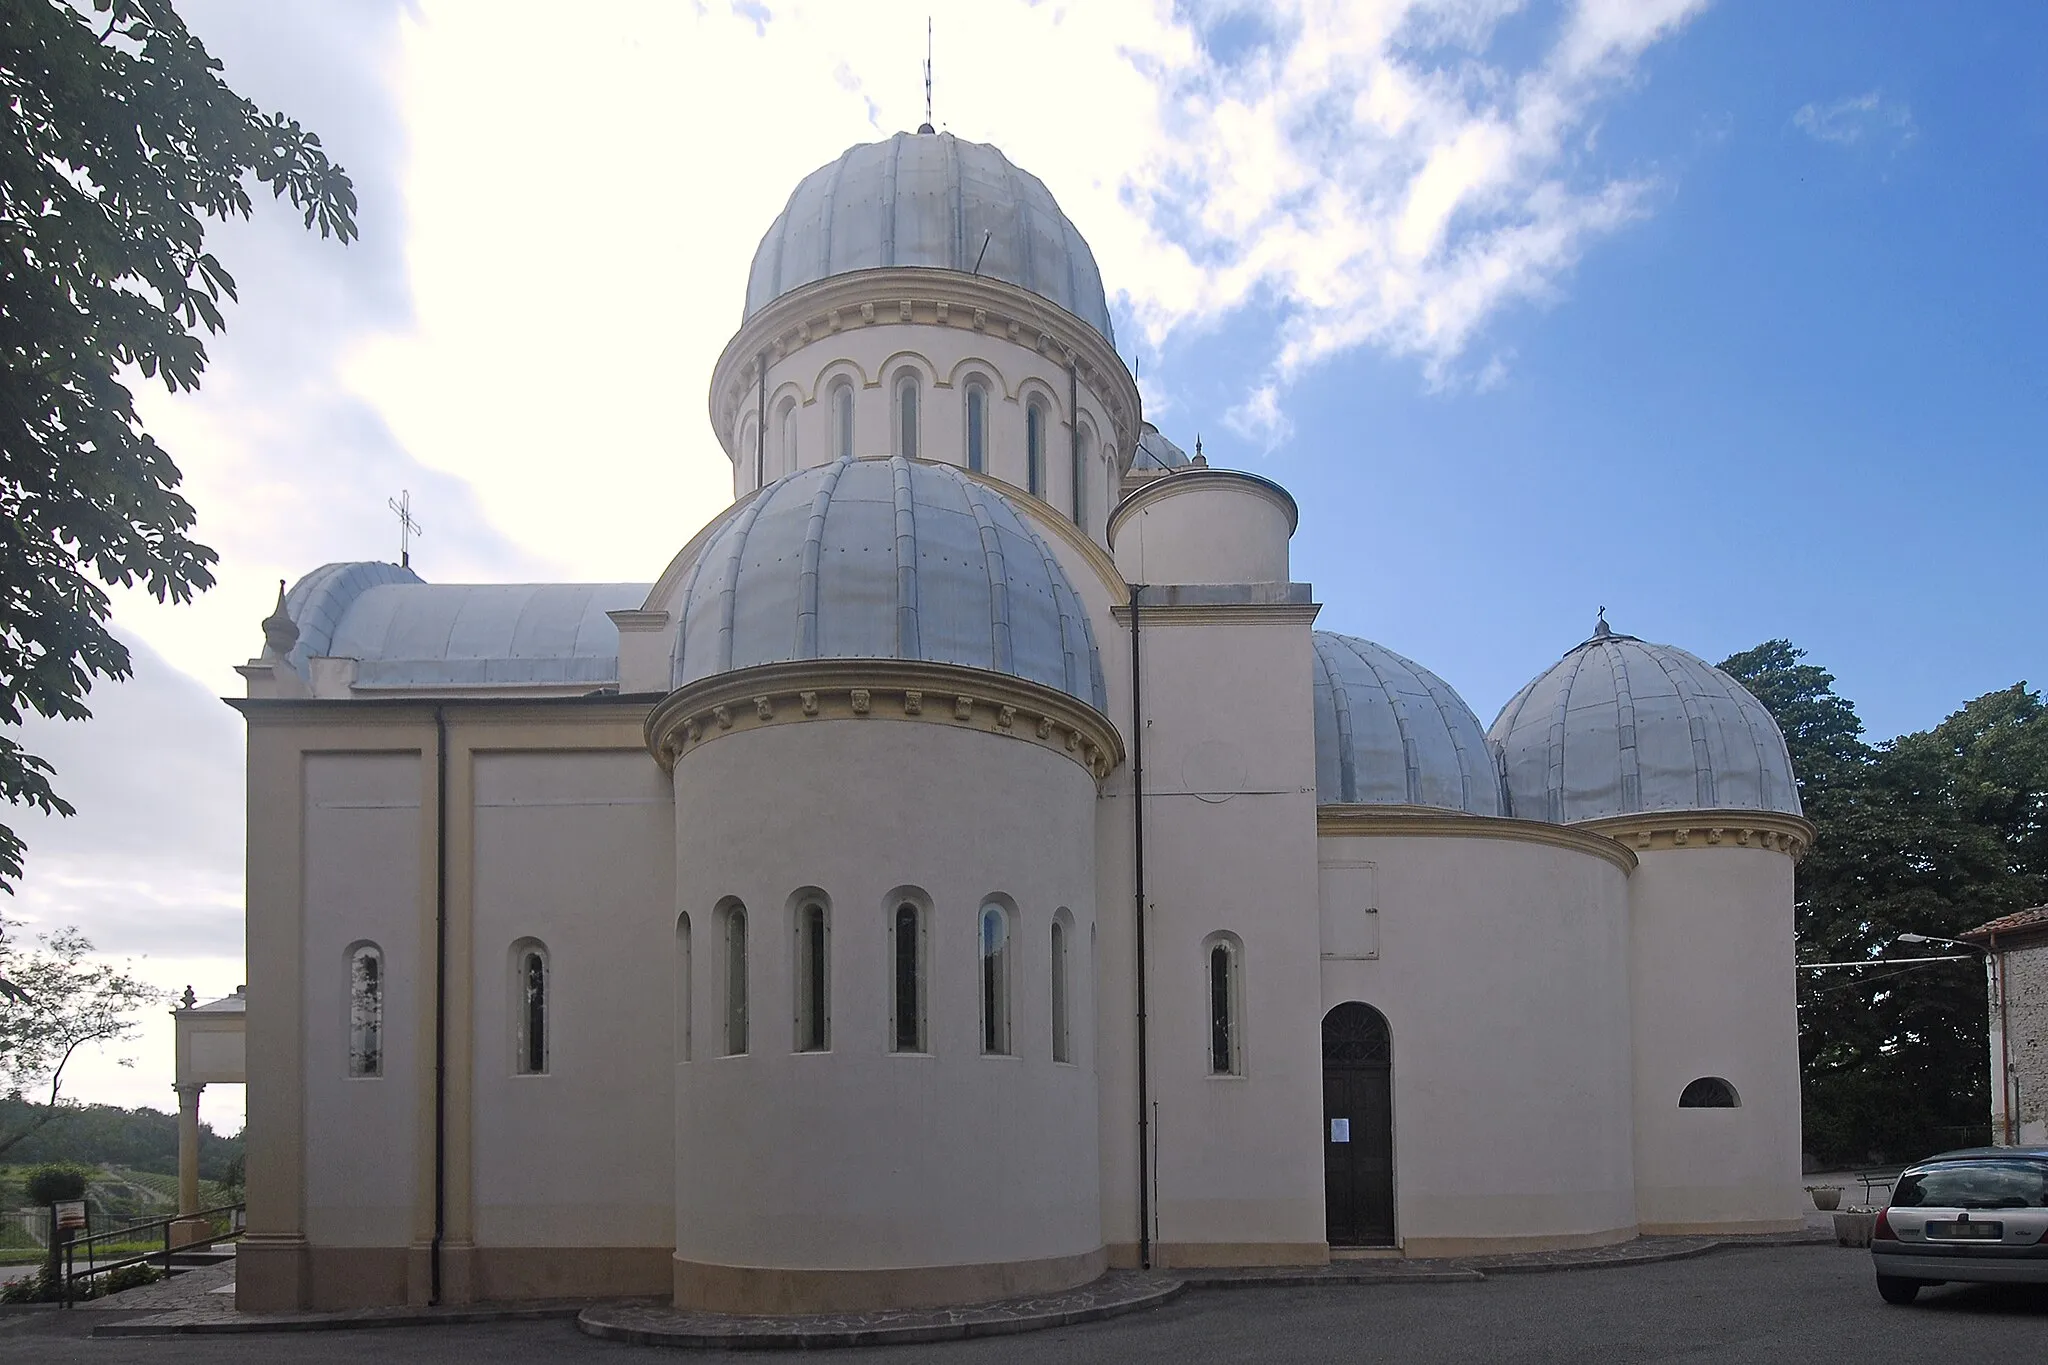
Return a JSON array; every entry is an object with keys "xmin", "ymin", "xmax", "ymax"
[{"xmin": 10, "ymin": 0, "xmax": 2045, "ymax": 1122}]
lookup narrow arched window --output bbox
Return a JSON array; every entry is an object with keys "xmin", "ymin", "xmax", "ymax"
[
  {"xmin": 348, "ymin": 943, "xmax": 383, "ymax": 1078},
  {"xmin": 1205, "ymin": 934, "xmax": 1244, "ymax": 1076},
  {"xmin": 738, "ymin": 415, "xmax": 758, "ymax": 488},
  {"xmin": 514, "ymin": 941, "xmax": 549, "ymax": 1075},
  {"xmin": 777, "ymin": 397, "xmax": 798, "ymax": 479},
  {"xmin": 964, "ymin": 381, "xmax": 988, "ymax": 473},
  {"xmin": 794, "ymin": 897, "xmax": 830, "ymax": 1052},
  {"xmin": 831, "ymin": 380, "xmax": 854, "ymax": 460},
  {"xmin": 675, "ymin": 913, "xmax": 692, "ymax": 1063},
  {"xmin": 980, "ymin": 900, "xmax": 1012, "ymax": 1055},
  {"xmin": 1051, "ymin": 913, "xmax": 1072, "ymax": 1063},
  {"xmin": 1679, "ymin": 1077, "xmax": 1740, "ymax": 1108},
  {"xmin": 895, "ymin": 372, "xmax": 920, "ymax": 458},
  {"xmin": 1026, "ymin": 401, "xmax": 1046, "ymax": 496},
  {"xmin": 1073, "ymin": 424, "xmax": 1093, "ymax": 527},
  {"xmin": 723, "ymin": 903, "xmax": 749, "ymax": 1056},
  {"xmin": 891, "ymin": 900, "xmax": 927, "ymax": 1053}
]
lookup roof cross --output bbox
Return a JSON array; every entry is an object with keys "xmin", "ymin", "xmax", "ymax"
[{"xmin": 387, "ymin": 489, "xmax": 423, "ymax": 569}]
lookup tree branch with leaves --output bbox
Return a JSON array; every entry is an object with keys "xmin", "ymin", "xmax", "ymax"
[{"xmin": 0, "ymin": 0, "xmax": 357, "ymax": 888}]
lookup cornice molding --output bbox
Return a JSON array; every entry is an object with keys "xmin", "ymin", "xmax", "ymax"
[
  {"xmin": 1108, "ymin": 466, "xmax": 1301, "ymax": 539},
  {"xmin": 708, "ymin": 268, "xmax": 1143, "ymax": 472},
  {"xmin": 1111, "ymin": 602, "xmax": 1322, "ymax": 628},
  {"xmin": 644, "ymin": 659, "xmax": 1125, "ymax": 783},
  {"xmin": 1316, "ymin": 805, "xmax": 1639, "ymax": 874},
  {"xmin": 1572, "ymin": 810, "xmax": 1816, "ymax": 861}
]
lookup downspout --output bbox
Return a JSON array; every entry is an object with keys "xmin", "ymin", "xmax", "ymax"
[
  {"xmin": 1994, "ymin": 932, "xmax": 2014, "ymax": 1145},
  {"xmin": 1129, "ymin": 584, "xmax": 1151, "ymax": 1270},
  {"xmin": 755, "ymin": 353, "xmax": 768, "ymax": 491},
  {"xmin": 1069, "ymin": 364, "xmax": 1082, "ymax": 528},
  {"xmin": 430, "ymin": 705, "xmax": 449, "ymax": 1305}
]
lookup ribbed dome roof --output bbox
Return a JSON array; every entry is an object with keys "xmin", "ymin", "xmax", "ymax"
[
  {"xmin": 672, "ymin": 456, "xmax": 1106, "ymax": 711},
  {"xmin": 1312, "ymin": 632, "xmax": 1499, "ymax": 814},
  {"xmin": 1488, "ymin": 621, "xmax": 1801, "ymax": 824},
  {"xmin": 744, "ymin": 131, "xmax": 1114, "ymax": 343}
]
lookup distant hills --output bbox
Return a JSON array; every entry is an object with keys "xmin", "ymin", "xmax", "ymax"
[{"xmin": 0, "ymin": 1100, "xmax": 242, "ymax": 1180}]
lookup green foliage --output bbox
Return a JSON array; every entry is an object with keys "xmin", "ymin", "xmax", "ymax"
[
  {"xmin": 1721, "ymin": 643, "xmax": 2048, "ymax": 1164},
  {"xmin": 0, "ymin": 1099, "xmax": 241, "ymax": 1179},
  {"xmin": 0, "ymin": 0, "xmax": 356, "ymax": 888},
  {"xmin": 0, "ymin": 917, "xmax": 162, "ymax": 1156},
  {"xmin": 98, "ymin": 1261, "xmax": 165, "ymax": 1294},
  {"xmin": 0, "ymin": 1266, "xmax": 58, "ymax": 1303},
  {"xmin": 24, "ymin": 1162, "xmax": 86, "ymax": 1204}
]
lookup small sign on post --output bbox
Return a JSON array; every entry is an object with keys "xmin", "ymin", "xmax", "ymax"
[{"xmin": 54, "ymin": 1200, "xmax": 87, "ymax": 1232}]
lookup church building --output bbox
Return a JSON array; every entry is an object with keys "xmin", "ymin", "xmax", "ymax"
[{"xmin": 231, "ymin": 129, "xmax": 1814, "ymax": 1314}]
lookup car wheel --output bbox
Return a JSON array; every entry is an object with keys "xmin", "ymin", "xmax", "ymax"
[{"xmin": 1875, "ymin": 1275, "xmax": 1921, "ymax": 1305}]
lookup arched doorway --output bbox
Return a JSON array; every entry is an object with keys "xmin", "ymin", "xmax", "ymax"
[{"xmin": 1322, "ymin": 1002, "xmax": 1394, "ymax": 1246}]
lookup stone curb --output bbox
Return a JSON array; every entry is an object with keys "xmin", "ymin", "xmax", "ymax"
[
  {"xmin": 92, "ymin": 1301, "xmax": 602, "ymax": 1337},
  {"xmin": 575, "ymin": 1277, "xmax": 1186, "ymax": 1351},
  {"xmin": 1179, "ymin": 1268, "xmax": 1484, "ymax": 1289}
]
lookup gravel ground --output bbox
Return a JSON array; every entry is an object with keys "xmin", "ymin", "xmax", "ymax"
[{"xmin": 2, "ymin": 1243, "xmax": 2042, "ymax": 1363}]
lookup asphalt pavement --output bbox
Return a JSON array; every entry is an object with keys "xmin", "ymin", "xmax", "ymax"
[{"xmin": 3, "ymin": 1243, "xmax": 2043, "ymax": 1363}]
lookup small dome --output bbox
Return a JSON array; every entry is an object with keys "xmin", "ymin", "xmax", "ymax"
[
  {"xmin": 1131, "ymin": 423, "xmax": 1190, "ymax": 471},
  {"xmin": 744, "ymin": 131, "xmax": 1114, "ymax": 344},
  {"xmin": 1488, "ymin": 621, "xmax": 1801, "ymax": 823},
  {"xmin": 1312, "ymin": 632, "xmax": 1499, "ymax": 814},
  {"xmin": 673, "ymin": 456, "xmax": 1106, "ymax": 711}
]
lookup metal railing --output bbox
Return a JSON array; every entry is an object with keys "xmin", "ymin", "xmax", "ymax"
[{"xmin": 58, "ymin": 1202, "xmax": 245, "ymax": 1307}]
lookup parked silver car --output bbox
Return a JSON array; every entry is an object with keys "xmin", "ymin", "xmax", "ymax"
[{"xmin": 1871, "ymin": 1147, "xmax": 2048, "ymax": 1303}]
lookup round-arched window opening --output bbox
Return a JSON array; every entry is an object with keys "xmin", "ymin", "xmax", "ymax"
[{"xmin": 1679, "ymin": 1076, "xmax": 1740, "ymax": 1108}]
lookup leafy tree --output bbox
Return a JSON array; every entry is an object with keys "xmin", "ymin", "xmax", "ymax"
[
  {"xmin": 0, "ymin": 916, "xmax": 162, "ymax": 1157},
  {"xmin": 0, "ymin": 1094, "xmax": 242, "ymax": 1177},
  {"xmin": 0, "ymin": 0, "xmax": 357, "ymax": 889},
  {"xmin": 1723, "ymin": 643, "xmax": 2048, "ymax": 1163}
]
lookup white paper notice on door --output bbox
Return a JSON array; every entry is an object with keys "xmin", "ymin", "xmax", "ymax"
[{"xmin": 1330, "ymin": 1118, "xmax": 1351, "ymax": 1143}]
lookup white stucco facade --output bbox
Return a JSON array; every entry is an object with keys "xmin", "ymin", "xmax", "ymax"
[{"xmin": 231, "ymin": 128, "xmax": 1814, "ymax": 1315}]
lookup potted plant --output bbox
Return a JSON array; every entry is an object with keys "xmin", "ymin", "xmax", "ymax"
[{"xmin": 1806, "ymin": 1184, "xmax": 1844, "ymax": 1211}]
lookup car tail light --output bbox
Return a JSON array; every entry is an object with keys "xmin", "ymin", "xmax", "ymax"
[{"xmin": 1874, "ymin": 1208, "xmax": 1898, "ymax": 1241}]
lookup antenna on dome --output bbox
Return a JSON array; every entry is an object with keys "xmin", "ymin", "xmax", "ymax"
[
  {"xmin": 971, "ymin": 228, "xmax": 992, "ymax": 275},
  {"xmin": 388, "ymin": 489, "xmax": 422, "ymax": 569},
  {"xmin": 918, "ymin": 17, "xmax": 935, "ymax": 134}
]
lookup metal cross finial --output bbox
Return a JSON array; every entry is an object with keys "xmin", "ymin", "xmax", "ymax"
[
  {"xmin": 1594, "ymin": 605, "xmax": 1612, "ymax": 638},
  {"xmin": 387, "ymin": 490, "xmax": 423, "ymax": 569},
  {"xmin": 923, "ymin": 18, "xmax": 934, "ymax": 130}
]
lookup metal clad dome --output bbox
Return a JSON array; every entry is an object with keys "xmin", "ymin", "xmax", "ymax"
[
  {"xmin": 1488, "ymin": 623, "xmax": 1801, "ymax": 823},
  {"xmin": 1131, "ymin": 423, "xmax": 1191, "ymax": 471},
  {"xmin": 744, "ymin": 131, "xmax": 1115, "ymax": 344},
  {"xmin": 673, "ymin": 456, "xmax": 1107, "ymax": 711},
  {"xmin": 1312, "ymin": 632, "xmax": 1499, "ymax": 814}
]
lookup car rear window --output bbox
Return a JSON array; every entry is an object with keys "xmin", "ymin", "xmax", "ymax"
[{"xmin": 1892, "ymin": 1161, "xmax": 2048, "ymax": 1210}]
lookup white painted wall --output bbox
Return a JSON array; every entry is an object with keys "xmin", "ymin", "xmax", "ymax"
[
  {"xmin": 671, "ymin": 718, "xmax": 1101, "ymax": 1272},
  {"xmin": 735, "ymin": 324, "xmax": 1122, "ymax": 543},
  {"xmin": 1110, "ymin": 476, "xmax": 1295, "ymax": 587},
  {"xmin": 1318, "ymin": 834, "xmax": 1637, "ymax": 1248},
  {"xmin": 302, "ymin": 752, "xmax": 420, "ymax": 1248},
  {"xmin": 1627, "ymin": 846, "xmax": 1803, "ymax": 1230},
  {"xmin": 470, "ymin": 751, "xmax": 677, "ymax": 1248}
]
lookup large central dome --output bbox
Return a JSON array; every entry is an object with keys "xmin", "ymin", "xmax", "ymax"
[{"xmin": 743, "ymin": 131, "xmax": 1115, "ymax": 343}]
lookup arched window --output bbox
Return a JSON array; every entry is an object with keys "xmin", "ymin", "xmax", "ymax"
[
  {"xmin": 1679, "ymin": 1077, "xmax": 1740, "ymax": 1108},
  {"xmin": 1051, "ymin": 911, "xmax": 1073, "ymax": 1063},
  {"xmin": 675, "ymin": 912, "xmax": 692, "ymax": 1063},
  {"xmin": 1026, "ymin": 401, "xmax": 1046, "ymax": 496},
  {"xmin": 794, "ymin": 895, "xmax": 831, "ymax": 1052},
  {"xmin": 964, "ymin": 381, "xmax": 989, "ymax": 473},
  {"xmin": 723, "ymin": 902, "xmax": 749, "ymax": 1056},
  {"xmin": 738, "ymin": 415, "xmax": 757, "ymax": 488},
  {"xmin": 831, "ymin": 379, "xmax": 855, "ymax": 460},
  {"xmin": 513, "ymin": 940, "xmax": 549, "ymax": 1075},
  {"xmin": 348, "ymin": 943, "xmax": 383, "ymax": 1078},
  {"xmin": 1073, "ymin": 424, "xmax": 1093, "ymax": 527},
  {"xmin": 777, "ymin": 397, "xmax": 798, "ymax": 479},
  {"xmin": 895, "ymin": 371, "xmax": 920, "ymax": 459},
  {"xmin": 979, "ymin": 899, "xmax": 1012, "ymax": 1056},
  {"xmin": 1205, "ymin": 933, "xmax": 1245, "ymax": 1076},
  {"xmin": 890, "ymin": 897, "xmax": 928, "ymax": 1053}
]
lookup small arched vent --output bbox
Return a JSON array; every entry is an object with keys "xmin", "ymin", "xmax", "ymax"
[{"xmin": 1679, "ymin": 1077, "xmax": 1740, "ymax": 1108}]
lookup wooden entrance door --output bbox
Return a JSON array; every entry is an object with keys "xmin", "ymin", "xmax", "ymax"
[{"xmin": 1323, "ymin": 1002, "xmax": 1394, "ymax": 1246}]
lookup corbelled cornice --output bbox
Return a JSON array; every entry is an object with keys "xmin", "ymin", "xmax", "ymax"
[
  {"xmin": 645, "ymin": 658, "xmax": 1125, "ymax": 783},
  {"xmin": 1572, "ymin": 810, "xmax": 1816, "ymax": 861}
]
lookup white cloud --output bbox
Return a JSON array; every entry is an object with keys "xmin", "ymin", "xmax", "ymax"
[
  {"xmin": 1225, "ymin": 383, "xmax": 1296, "ymax": 450},
  {"xmin": 1793, "ymin": 90, "xmax": 1916, "ymax": 147}
]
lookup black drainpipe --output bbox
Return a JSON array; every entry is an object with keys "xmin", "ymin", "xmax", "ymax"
[
  {"xmin": 1129, "ymin": 585, "xmax": 1151, "ymax": 1270},
  {"xmin": 755, "ymin": 353, "xmax": 768, "ymax": 490},
  {"xmin": 430, "ymin": 705, "xmax": 449, "ymax": 1305},
  {"xmin": 1068, "ymin": 364, "xmax": 1082, "ymax": 527}
]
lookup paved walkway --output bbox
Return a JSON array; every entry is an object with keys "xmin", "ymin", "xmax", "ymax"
[{"xmin": 81, "ymin": 1229, "xmax": 1835, "ymax": 1342}]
